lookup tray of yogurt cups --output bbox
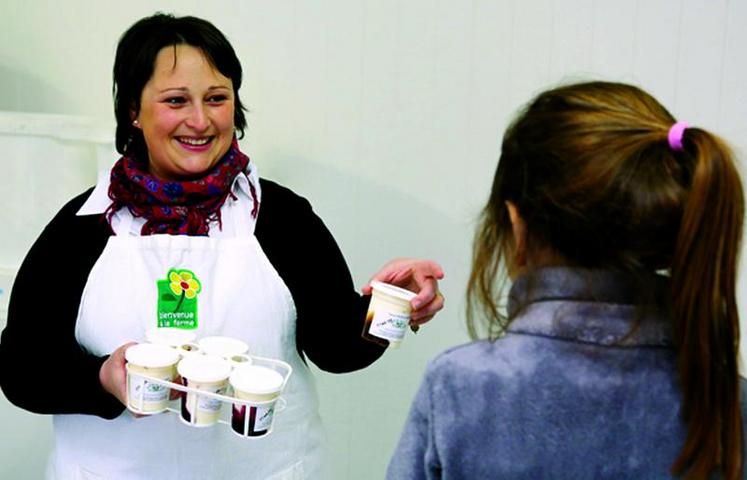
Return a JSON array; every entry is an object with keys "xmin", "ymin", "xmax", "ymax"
[{"xmin": 124, "ymin": 329, "xmax": 292, "ymax": 438}]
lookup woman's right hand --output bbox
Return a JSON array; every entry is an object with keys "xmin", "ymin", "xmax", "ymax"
[{"xmin": 99, "ymin": 341, "xmax": 137, "ymax": 407}]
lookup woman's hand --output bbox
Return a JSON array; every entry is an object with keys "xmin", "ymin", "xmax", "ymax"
[
  {"xmin": 99, "ymin": 341, "xmax": 137, "ymax": 408},
  {"xmin": 363, "ymin": 258, "xmax": 445, "ymax": 327}
]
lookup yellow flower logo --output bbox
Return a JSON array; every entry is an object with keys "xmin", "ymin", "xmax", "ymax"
[
  {"xmin": 169, "ymin": 270, "xmax": 201, "ymax": 299},
  {"xmin": 167, "ymin": 269, "xmax": 201, "ymax": 312}
]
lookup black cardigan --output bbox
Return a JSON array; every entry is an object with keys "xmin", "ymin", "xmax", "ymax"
[{"xmin": 0, "ymin": 178, "xmax": 384, "ymax": 419}]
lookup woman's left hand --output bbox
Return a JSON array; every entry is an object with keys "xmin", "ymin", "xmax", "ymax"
[{"xmin": 362, "ymin": 258, "xmax": 445, "ymax": 327}]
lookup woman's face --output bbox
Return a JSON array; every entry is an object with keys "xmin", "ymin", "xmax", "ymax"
[{"xmin": 134, "ymin": 44, "xmax": 235, "ymax": 181}]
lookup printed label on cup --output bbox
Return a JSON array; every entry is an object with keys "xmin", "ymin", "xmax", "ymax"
[
  {"xmin": 229, "ymin": 365, "xmax": 283, "ymax": 437},
  {"xmin": 368, "ymin": 309, "xmax": 410, "ymax": 341},
  {"xmin": 128, "ymin": 367, "xmax": 174, "ymax": 411},
  {"xmin": 180, "ymin": 381, "xmax": 227, "ymax": 427},
  {"xmin": 178, "ymin": 356, "xmax": 232, "ymax": 427},
  {"xmin": 125, "ymin": 343, "xmax": 180, "ymax": 414},
  {"xmin": 232, "ymin": 403, "xmax": 276, "ymax": 436},
  {"xmin": 362, "ymin": 281, "xmax": 416, "ymax": 347}
]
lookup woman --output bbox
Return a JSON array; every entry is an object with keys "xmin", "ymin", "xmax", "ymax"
[
  {"xmin": 0, "ymin": 14, "xmax": 443, "ymax": 479},
  {"xmin": 388, "ymin": 81, "xmax": 746, "ymax": 479}
]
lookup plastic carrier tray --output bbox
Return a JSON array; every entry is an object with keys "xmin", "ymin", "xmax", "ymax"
[{"xmin": 125, "ymin": 354, "xmax": 292, "ymax": 438}]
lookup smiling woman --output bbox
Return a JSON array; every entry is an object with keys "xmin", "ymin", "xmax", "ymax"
[{"xmin": 0, "ymin": 12, "xmax": 445, "ymax": 480}]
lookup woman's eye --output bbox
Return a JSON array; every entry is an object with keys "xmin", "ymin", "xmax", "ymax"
[
  {"xmin": 207, "ymin": 95, "xmax": 228, "ymax": 103},
  {"xmin": 164, "ymin": 97, "xmax": 187, "ymax": 105}
]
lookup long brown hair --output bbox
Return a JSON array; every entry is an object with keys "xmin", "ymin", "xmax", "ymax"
[{"xmin": 467, "ymin": 81, "xmax": 743, "ymax": 478}]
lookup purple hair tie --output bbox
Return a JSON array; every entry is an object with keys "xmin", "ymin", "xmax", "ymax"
[{"xmin": 668, "ymin": 121, "xmax": 688, "ymax": 151}]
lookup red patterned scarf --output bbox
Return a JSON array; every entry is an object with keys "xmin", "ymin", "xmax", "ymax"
[{"xmin": 106, "ymin": 138, "xmax": 258, "ymax": 236}]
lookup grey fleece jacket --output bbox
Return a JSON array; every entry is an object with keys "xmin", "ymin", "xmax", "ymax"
[{"xmin": 387, "ymin": 267, "xmax": 747, "ymax": 479}]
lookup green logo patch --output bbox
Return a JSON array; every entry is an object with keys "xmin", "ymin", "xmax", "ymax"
[{"xmin": 156, "ymin": 268, "xmax": 201, "ymax": 329}]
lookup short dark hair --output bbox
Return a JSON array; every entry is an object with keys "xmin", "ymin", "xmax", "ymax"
[{"xmin": 113, "ymin": 13, "xmax": 247, "ymax": 159}]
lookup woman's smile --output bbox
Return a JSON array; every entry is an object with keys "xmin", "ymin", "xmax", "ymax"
[{"xmin": 175, "ymin": 136, "xmax": 215, "ymax": 150}]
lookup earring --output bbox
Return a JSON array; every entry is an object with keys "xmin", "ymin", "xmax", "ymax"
[{"xmin": 132, "ymin": 119, "xmax": 140, "ymax": 127}]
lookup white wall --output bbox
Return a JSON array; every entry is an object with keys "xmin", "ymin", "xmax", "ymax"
[{"xmin": 1, "ymin": 1, "xmax": 746, "ymax": 478}]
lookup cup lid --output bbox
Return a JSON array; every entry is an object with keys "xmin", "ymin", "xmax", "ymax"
[
  {"xmin": 125, "ymin": 343, "xmax": 180, "ymax": 368},
  {"xmin": 229, "ymin": 365, "xmax": 284, "ymax": 395},
  {"xmin": 145, "ymin": 327, "xmax": 197, "ymax": 347},
  {"xmin": 198, "ymin": 336, "xmax": 249, "ymax": 356},
  {"xmin": 177, "ymin": 355, "xmax": 231, "ymax": 383},
  {"xmin": 370, "ymin": 281, "xmax": 417, "ymax": 301}
]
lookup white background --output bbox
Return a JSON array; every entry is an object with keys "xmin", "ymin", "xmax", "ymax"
[{"xmin": 1, "ymin": 1, "xmax": 746, "ymax": 478}]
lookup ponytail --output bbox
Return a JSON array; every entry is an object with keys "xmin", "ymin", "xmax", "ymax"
[{"xmin": 669, "ymin": 129, "xmax": 744, "ymax": 479}]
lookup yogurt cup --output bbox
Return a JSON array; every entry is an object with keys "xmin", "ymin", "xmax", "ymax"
[
  {"xmin": 125, "ymin": 343, "xmax": 180, "ymax": 414},
  {"xmin": 177, "ymin": 355, "xmax": 232, "ymax": 427},
  {"xmin": 198, "ymin": 336, "xmax": 249, "ymax": 359},
  {"xmin": 229, "ymin": 365, "xmax": 284, "ymax": 437},
  {"xmin": 361, "ymin": 281, "xmax": 417, "ymax": 348}
]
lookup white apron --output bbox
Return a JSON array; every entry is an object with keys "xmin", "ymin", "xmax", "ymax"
[{"xmin": 49, "ymin": 183, "xmax": 327, "ymax": 479}]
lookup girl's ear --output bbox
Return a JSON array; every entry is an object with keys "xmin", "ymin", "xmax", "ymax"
[{"xmin": 506, "ymin": 201, "xmax": 527, "ymax": 269}]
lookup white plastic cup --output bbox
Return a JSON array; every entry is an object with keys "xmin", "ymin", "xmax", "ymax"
[
  {"xmin": 229, "ymin": 365, "xmax": 284, "ymax": 437},
  {"xmin": 362, "ymin": 281, "xmax": 417, "ymax": 348},
  {"xmin": 198, "ymin": 336, "xmax": 249, "ymax": 359},
  {"xmin": 177, "ymin": 355, "xmax": 232, "ymax": 427},
  {"xmin": 125, "ymin": 343, "xmax": 180, "ymax": 414}
]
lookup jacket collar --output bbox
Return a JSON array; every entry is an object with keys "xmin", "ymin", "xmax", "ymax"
[{"xmin": 507, "ymin": 267, "xmax": 673, "ymax": 347}]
